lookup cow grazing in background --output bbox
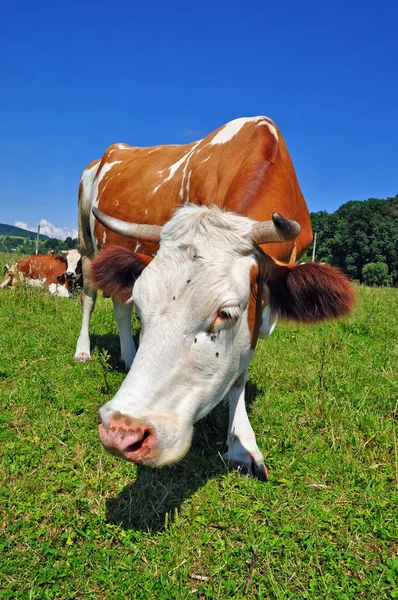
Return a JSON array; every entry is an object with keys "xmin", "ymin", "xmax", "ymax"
[
  {"xmin": 0, "ymin": 250, "xmax": 82, "ymax": 297},
  {"xmin": 75, "ymin": 116, "xmax": 354, "ymax": 479}
]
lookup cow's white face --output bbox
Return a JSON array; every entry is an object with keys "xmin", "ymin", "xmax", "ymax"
[
  {"xmin": 62, "ymin": 249, "xmax": 82, "ymax": 280},
  {"xmin": 98, "ymin": 207, "xmax": 261, "ymax": 465}
]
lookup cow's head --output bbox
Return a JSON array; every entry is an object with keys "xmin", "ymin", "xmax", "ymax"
[
  {"xmin": 60, "ymin": 249, "xmax": 82, "ymax": 282},
  {"xmin": 0, "ymin": 263, "xmax": 15, "ymax": 289},
  {"xmin": 92, "ymin": 205, "xmax": 354, "ymax": 467}
]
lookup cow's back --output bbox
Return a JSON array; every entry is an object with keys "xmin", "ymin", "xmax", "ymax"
[
  {"xmin": 18, "ymin": 255, "xmax": 67, "ymax": 284},
  {"xmin": 81, "ymin": 117, "xmax": 313, "ymax": 263}
]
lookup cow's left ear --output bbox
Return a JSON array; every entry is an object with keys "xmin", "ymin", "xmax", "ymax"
[
  {"xmin": 90, "ymin": 246, "xmax": 152, "ymax": 303},
  {"xmin": 265, "ymin": 261, "xmax": 355, "ymax": 323}
]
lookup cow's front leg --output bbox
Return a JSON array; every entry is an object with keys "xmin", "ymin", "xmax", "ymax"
[
  {"xmin": 112, "ymin": 297, "xmax": 136, "ymax": 371},
  {"xmin": 223, "ymin": 370, "xmax": 268, "ymax": 482},
  {"xmin": 74, "ymin": 288, "xmax": 97, "ymax": 362}
]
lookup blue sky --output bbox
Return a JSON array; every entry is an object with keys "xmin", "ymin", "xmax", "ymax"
[{"xmin": 1, "ymin": 0, "xmax": 397, "ymax": 238}]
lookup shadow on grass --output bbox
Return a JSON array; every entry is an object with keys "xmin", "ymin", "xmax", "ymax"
[
  {"xmin": 91, "ymin": 333, "xmax": 127, "ymax": 370},
  {"xmin": 91, "ymin": 328, "xmax": 141, "ymax": 371},
  {"xmin": 105, "ymin": 380, "xmax": 261, "ymax": 532}
]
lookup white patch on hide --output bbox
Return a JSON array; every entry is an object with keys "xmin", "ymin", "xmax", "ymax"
[
  {"xmin": 210, "ymin": 116, "xmax": 269, "ymax": 145},
  {"xmin": 81, "ymin": 161, "xmax": 100, "ymax": 200},
  {"xmin": 152, "ymin": 141, "xmax": 202, "ymax": 196},
  {"xmin": 256, "ymin": 119, "xmax": 279, "ymax": 140},
  {"xmin": 89, "ymin": 160, "xmax": 122, "ymax": 253},
  {"xmin": 48, "ymin": 283, "xmax": 73, "ymax": 298},
  {"xmin": 185, "ymin": 170, "xmax": 192, "ymax": 202},
  {"xmin": 27, "ymin": 278, "xmax": 46, "ymax": 289}
]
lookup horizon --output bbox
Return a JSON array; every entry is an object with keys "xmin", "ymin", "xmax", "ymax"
[
  {"xmin": 1, "ymin": 1, "xmax": 397, "ymax": 235},
  {"xmin": 3, "ymin": 192, "xmax": 396, "ymax": 243}
]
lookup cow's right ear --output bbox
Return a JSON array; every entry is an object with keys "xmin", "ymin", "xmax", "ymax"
[{"xmin": 90, "ymin": 246, "xmax": 152, "ymax": 303}]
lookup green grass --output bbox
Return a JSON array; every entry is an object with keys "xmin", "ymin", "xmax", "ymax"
[{"xmin": 0, "ymin": 252, "xmax": 397, "ymax": 599}]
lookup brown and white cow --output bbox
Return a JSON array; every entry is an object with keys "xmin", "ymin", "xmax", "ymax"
[
  {"xmin": 0, "ymin": 250, "xmax": 82, "ymax": 297},
  {"xmin": 75, "ymin": 116, "xmax": 354, "ymax": 479}
]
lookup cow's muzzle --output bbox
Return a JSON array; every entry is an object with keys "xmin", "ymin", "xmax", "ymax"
[
  {"xmin": 98, "ymin": 412, "xmax": 157, "ymax": 464},
  {"xmin": 65, "ymin": 271, "xmax": 78, "ymax": 280}
]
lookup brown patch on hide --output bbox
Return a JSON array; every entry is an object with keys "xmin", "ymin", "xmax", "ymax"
[{"xmin": 247, "ymin": 264, "xmax": 265, "ymax": 349}]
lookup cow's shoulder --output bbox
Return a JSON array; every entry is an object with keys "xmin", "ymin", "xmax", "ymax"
[{"xmin": 99, "ymin": 143, "xmax": 136, "ymax": 166}]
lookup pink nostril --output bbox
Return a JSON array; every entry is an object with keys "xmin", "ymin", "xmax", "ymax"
[{"xmin": 122, "ymin": 428, "xmax": 151, "ymax": 453}]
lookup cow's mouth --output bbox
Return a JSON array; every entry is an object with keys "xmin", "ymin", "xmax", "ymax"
[{"xmin": 124, "ymin": 429, "xmax": 151, "ymax": 453}]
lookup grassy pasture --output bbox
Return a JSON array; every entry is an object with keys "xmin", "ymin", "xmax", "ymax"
[{"xmin": 0, "ymin": 252, "xmax": 397, "ymax": 599}]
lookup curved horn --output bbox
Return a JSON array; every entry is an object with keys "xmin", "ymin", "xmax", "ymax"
[
  {"xmin": 92, "ymin": 207, "xmax": 162, "ymax": 243},
  {"xmin": 251, "ymin": 212, "xmax": 301, "ymax": 244}
]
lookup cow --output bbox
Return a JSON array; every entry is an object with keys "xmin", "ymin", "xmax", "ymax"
[
  {"xmin": 75, "ymin": 116, "xmax": 355, "ymax": 479},
  {"xmin": 0, "ymin": 250, "xmax": 82, "ymax": 297}
]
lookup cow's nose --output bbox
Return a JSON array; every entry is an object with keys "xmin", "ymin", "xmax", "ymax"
[
  {"xmin": 98, "ymin": 414, "xmax": 156, "ymax": 463},
  {"xmin": 65, "ymin": 271, "xmax": 75, "ymax": 280}
]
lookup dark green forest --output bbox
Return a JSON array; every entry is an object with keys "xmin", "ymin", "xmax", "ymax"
[
  {"xmin": 0, "ymin": 232, "xmax": 78, "ymax": 254},
  {"xmin": 307, "ymin": 195, "xmax": 398, "ymax": 286},
  {"xmin": 0, "ymin": 223, "xmax": 78, "ymax": 253}
]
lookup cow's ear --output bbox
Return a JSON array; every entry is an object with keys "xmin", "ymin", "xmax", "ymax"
[
  {"xmin": 266, "ymin": 261, "xmax": 355, "ymax": 323},
  {"xmin": 90, "ymin": 246, "xmax": 152, "ymax": 303}
]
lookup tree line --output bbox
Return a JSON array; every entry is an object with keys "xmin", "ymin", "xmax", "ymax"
[
  {"xmin": 0, "ymin": 235, "xmax": 78, "ymax": 254},
  {"xmin": 305, "ymin": 195, "xmax": 398, "ymax": 286}
]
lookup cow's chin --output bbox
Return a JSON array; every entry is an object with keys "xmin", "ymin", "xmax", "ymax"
[{"xmin": 146, "ymin": 432, "xmax": 194, "ymax": 467}]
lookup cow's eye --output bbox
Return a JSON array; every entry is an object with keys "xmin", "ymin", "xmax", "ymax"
[{"xmin": 216, "ymin": 304, "xmax": 241, "ymax": 323}]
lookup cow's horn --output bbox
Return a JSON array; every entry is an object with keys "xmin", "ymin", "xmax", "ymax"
[
  {"xmin": 92, "ymin": 207, "xmax": 162, "ymax": 243},
  {"xmin": 251, "ymin": 213, "xmax": 301, "ymax": 244}
]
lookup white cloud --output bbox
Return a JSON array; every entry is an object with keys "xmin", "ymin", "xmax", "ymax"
[
  {"xmin": 14, "ymin": 219, "xmax": 78, "ymax": 240},
  {"xmin": 15, "ymin": 221, "xmax": 30, "ymax": 230}
]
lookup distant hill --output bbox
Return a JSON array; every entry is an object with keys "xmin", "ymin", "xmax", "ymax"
[{"xmin": 0, "ymin": 223, "xmax": 49, "ymax": 240}]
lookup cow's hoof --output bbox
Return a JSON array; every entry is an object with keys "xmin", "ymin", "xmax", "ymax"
[
  {"xmin": 74, "ymin": 352, "xmax": 91, "ymax": 363},
  {"xmin": 224, "ymin": 455, "xmax": 269, "ymax": 482}
]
